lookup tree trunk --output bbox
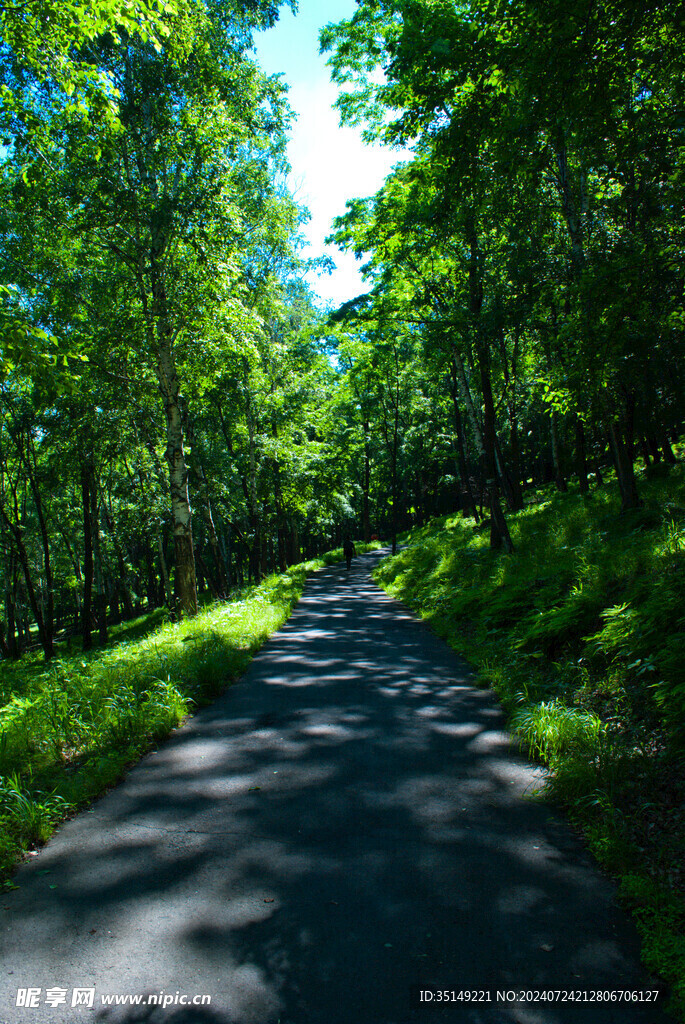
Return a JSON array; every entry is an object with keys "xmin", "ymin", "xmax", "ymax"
[
  {"xmin": 554, "ymin": 141, "xmax": 586, "ymax": 272},
  {"xmin": 196, "ymin": 551, "xmax": 218, "ymax": 598},
  {"xmin": 157, "ymin": 531, "xmax": 174, "ymax": 611},
  {"xmin": 6, "ymin": 427, "xmax": 57, "ymax": 658},
  {"xmin": 494, "ymin": 435, "xmax": 518, "ymax": 511},
  {"xmin": 29, "ymin": 448, "xmax": 55, "ymax": 658},
  {"xmin": 656, "ymin": 424, "xmax": 677, "ymax": 465},
  {"xmin": 481, "ymin": 360, "xmax": 515, "ymax": 554},
  {"xmin": 205, "ymin": 499, "xmax": 229, "ymax": 596},
  {"xmin": 550, "ymin": 411, "xmax": 567, "ymax": 492},
  {"xmin": 81, "ymin": 461, "xmax": 94, "ymax": 651},
  {"xmin": 646, "ymin": 434, "xmax": 660, "ymax": 463},
  {"xmin": 152, "ymin": 266, "xmax": 198, "ymax": 617},
  {"xmin": 260, "ymin": 534, "xmax": 268, "ymax": 579},
  {"xmin": 102, "ymin": 506, "xmax": 135, "ymax": 618},
  {"xmin": 5, "ymin": 602, "xmax": 18, "ymax": 659},
  {"xmin": 362, "ymin": 419, "xmax": 371, "ymax": 542},
  {"xmin": 90, "ymin": 481, "xmax": 107, "ymax": 646},
  {"xmin": 270, "ymin": 422, "xmax": 288, "ymax": 572},
  {"xmin": 608, "ymin": 416, "xmax": 640, "ymax": 511},
  {"xmin": 245, "ymin": 371, "xmax": 262, "ymax": 583},
  {"xmin": 640, "ymin": 437, "xmax": 653, "ymax": 466},
  {"xmin": 449, "ymin": 363, "xmax": 479, "ymax": 521},
  {"xmin": 466, "ymin": 218, "xmax": 514, "ymax": 554},
  {"xmin": 3, "ymin": 555, "xmax": 20, "ymax": 658},
  {"xmin": 391, "ymin": 401, "xmax": 399, "ymax": 555},
  {"xmin": 3, "ymin": 520, "xmax": 54, "ymax": 658},
  {"xmin": 575, "ymin": 416, "xmax": 589, "ymax": 494},
  {"xmin": 508, "ymin": 416, "xmax": 525, "ymax": 509}
]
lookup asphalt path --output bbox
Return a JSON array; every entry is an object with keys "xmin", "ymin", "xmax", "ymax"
[{"xmin": 0, "ymin": 550, "xmax": 670, "ymax": 1024}]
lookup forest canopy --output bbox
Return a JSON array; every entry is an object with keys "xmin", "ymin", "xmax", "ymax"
[{"xmin": 1, "ymin": 0, "xmax": 684, "ymax": 660}]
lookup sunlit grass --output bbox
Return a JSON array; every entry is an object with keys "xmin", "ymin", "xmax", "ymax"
[
  {"xmin": 374, "ymin": 464, "xmax": 685, "ymax": 1019},
  {"xmin": 0, "ymin": 555, "xmax": 328, "ymax": 883}
]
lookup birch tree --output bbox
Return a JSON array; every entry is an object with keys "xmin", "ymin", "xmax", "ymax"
[{"xmin": 54, "ymin": 2, "xmax": 291, "ymax": 614}]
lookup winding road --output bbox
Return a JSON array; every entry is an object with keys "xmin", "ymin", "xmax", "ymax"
[{"xmin": 0, "ymin": 550, "xmax": 670, "ymax": 1023}]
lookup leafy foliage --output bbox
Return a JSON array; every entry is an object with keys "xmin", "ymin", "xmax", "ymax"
[{"xmin": 620, "ymin": 874, "xmax": 685, "ymax": 1021}]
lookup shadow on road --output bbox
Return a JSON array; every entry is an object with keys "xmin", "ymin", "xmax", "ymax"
[{"xmin": 1, "ymin": 554, "xmax": 669, "ymax": 1024}]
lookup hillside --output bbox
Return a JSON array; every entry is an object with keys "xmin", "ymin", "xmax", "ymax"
[{"xmin": 374, "ymin": 466, "xmax": 685, "ymax": 1019}]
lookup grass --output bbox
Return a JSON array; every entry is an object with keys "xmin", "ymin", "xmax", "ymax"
[
  {"xmin": 374, "ymin": 465, "xmax": 685, "ymax": 1020},
  {"xmin": 0, "ymin": 550, "xmax": 362, "ymax": 885},
  {"xmin": 0, "ymin": 541, "xmax": 382, "ymax": 883}
]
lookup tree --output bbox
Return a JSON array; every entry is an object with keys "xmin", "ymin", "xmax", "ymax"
[{"xmin": 323, "ymin": 0, "xmax": 685, "ymax": 517}]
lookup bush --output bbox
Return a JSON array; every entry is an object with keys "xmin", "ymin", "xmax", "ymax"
[{"xmin": 620, "ymin": 874, "xmax": 685, "ymax": 1019}]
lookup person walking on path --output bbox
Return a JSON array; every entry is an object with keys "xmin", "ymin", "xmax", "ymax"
[{"xmin": 343, "ymin": 535, "xmax": 356, "ymax": 570}]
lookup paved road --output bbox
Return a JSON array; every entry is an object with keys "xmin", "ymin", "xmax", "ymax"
[{"xmin": 0, "ymin": 551, "xmax": 670, "ymax": 1024}]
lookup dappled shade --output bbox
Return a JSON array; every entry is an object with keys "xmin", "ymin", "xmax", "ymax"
[{"xmin": 0, "ymin": 553, "xmax": 666, "ymax": 1024}]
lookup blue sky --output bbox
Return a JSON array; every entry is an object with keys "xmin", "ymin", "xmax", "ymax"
[{"xmin": 254, "ymin": 0, "xmax": 402, "ymax": 308}]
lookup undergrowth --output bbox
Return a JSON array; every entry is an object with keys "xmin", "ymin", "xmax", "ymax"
[
  {"xmin": 0, "ymin": 551, "xmax": 361, "ymax": 885},
  {"xmin": 375, "ymin": 466, "xmax": 685, "ymax": 1020}
]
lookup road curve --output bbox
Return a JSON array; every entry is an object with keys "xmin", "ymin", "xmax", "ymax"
[{"xmin": 0, "ymin": 550, "xmax": 670, "ymax": 1024}]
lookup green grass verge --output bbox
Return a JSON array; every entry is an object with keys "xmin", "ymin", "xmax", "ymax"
[
  {"xmin": 0, "ymin": 556, "xmax": 334, "ymax": 886},
  {"xmin": 0, "ymin": 541, "xmax": 383, "ymax": 886},
  {"xmin": 374, "ymin": 468, "xmax": 685, "ymax": 1020}
]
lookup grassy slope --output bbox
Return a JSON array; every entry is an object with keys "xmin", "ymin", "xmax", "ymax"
[
  {"xmin": 0, "ymin": 543, "xmax": 379, "ymax": 885},
  {"xmin": 374, "ymin": 468, "xmax": 685, "ymax": 1020}
]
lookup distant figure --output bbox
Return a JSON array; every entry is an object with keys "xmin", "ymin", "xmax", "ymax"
[{"xmin": 343, "ymin": 535, "xmax": 356, "ymax": 571}]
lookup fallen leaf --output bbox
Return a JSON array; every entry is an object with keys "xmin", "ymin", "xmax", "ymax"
[
  {"xmin": 263, "ymin": 898, "xmax": 275, "ymax": 904},
  {"xmin": 540, "ymin": 943, "xmax": 554, "ymax": 952}
]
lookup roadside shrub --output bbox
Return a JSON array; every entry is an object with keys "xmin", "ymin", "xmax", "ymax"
[
  {"xmin": 0, "ymin": 774, "xmax": 73, "ymax": 847},
  {"xmin": 512, "ymin": 699, "xmax": 605, "ymax": 765},
  {"xmin": 652, "ymin": 633, "xmax": 685, "ymax": 746},
  {"xmin": 620, "ymin": 874, "xmax": 685, "ymax": 1019}
]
